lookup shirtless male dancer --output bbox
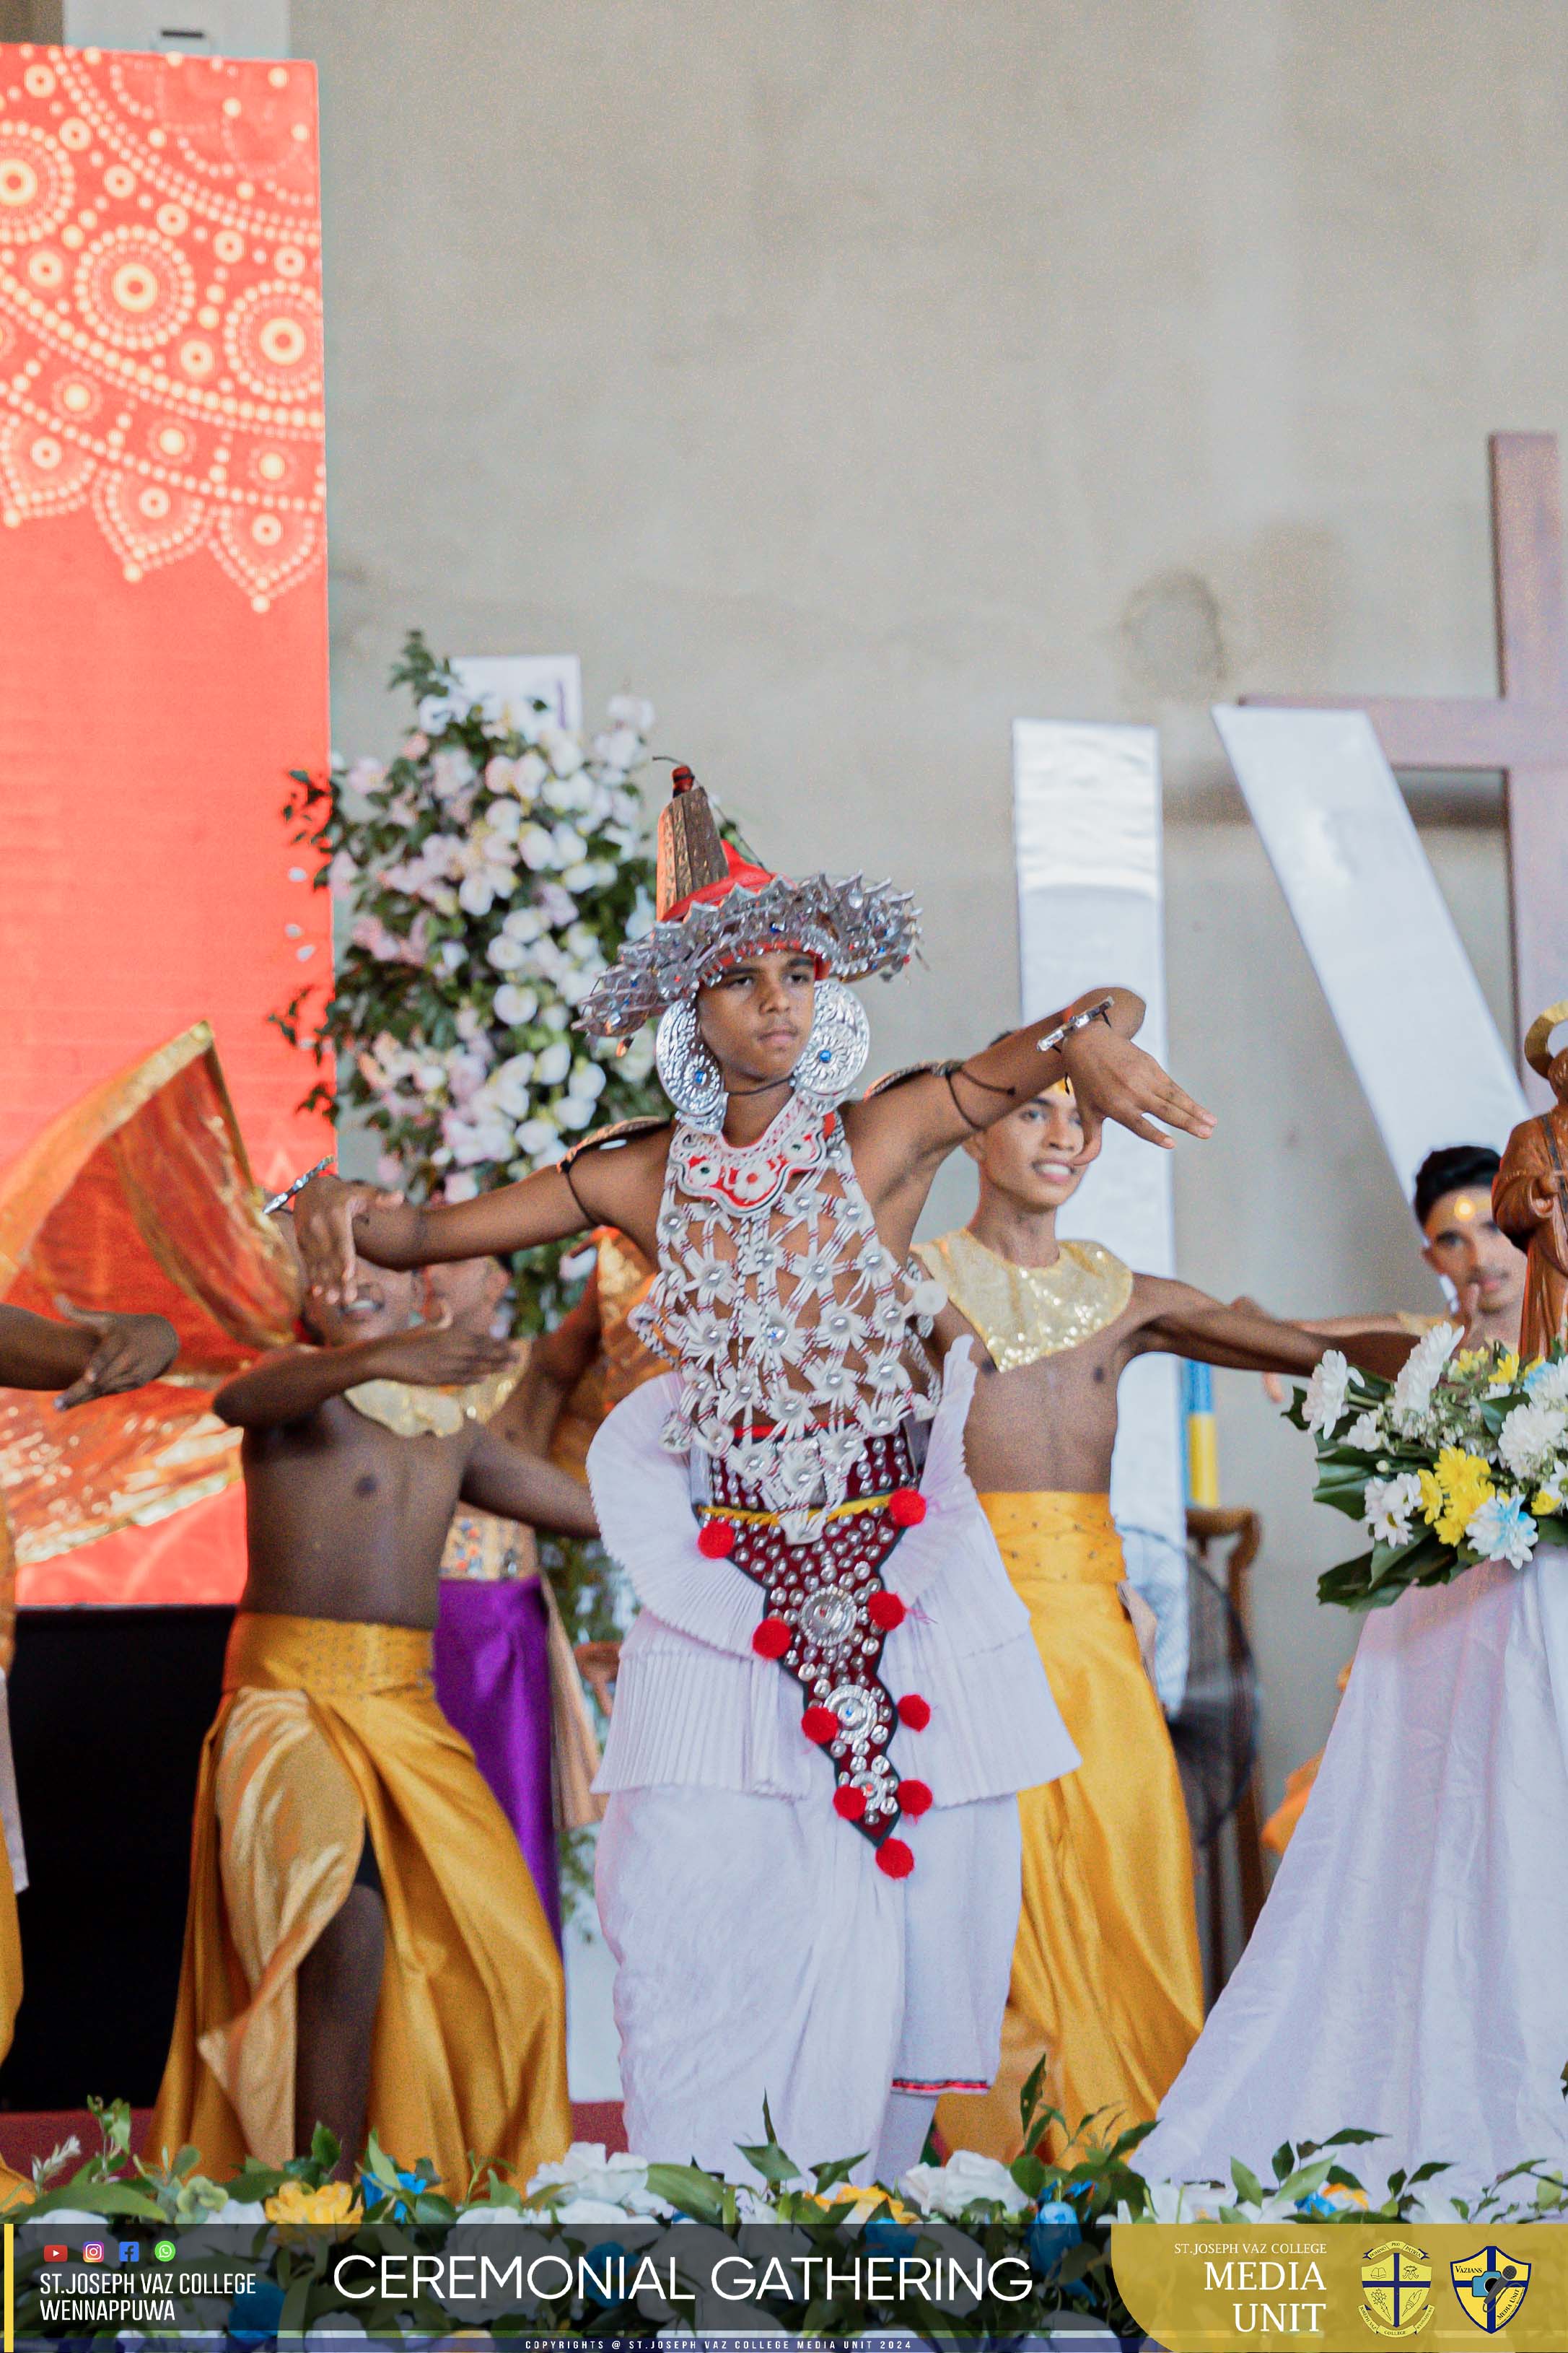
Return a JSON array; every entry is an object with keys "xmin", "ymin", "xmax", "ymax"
[
  {"xmin": 291, "ymin": 769, "xmax": 1214, "ymax": 2182},
  {"xmin": 149, "ymin": 1246, "xmax": 597, "ymax": 2183},
  {"xmin": 921, "ymin": 1078, "xmax": 1412, "ymax": 2162}
]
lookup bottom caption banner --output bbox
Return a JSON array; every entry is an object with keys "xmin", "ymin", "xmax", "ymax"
[{"xmin": 1111, "ymin": 2223, "xmax": 1556, "ymax": 2350}]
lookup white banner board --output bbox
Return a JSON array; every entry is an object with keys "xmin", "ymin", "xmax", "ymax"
[
  {"xmin": 1214, "ymin": 705, "xmax": 1525, "ymax": 1192},
  {"xmin": 1013, "ymin": 720, "xmax": 1188, "ymax": 1707}
]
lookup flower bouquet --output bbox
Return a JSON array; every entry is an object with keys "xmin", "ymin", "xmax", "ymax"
[{"xmin": 1288, "ymin": 1327, "xmax": 1568, "ymax": 1610}]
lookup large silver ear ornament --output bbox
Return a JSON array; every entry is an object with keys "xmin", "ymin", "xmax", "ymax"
[
  {"xmin": 794, "ymin": 979, "xmax": 870, "ymax": 1109},
  {"xmin": 655, "ymin": 1000, "xmax": 730, "ymax": 1130}
]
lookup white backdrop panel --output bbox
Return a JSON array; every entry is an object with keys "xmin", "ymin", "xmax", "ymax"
[
  {"xmin": 1213, "ymin": 706, "xmax": 1525, "ymax": 1193},
  {"xmin": 1013, "ymin": 720, "xmax": 1188, "ymax": 1708}
]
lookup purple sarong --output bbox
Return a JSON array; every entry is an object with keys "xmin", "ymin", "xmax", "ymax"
[{"xmin": 433, "ymin": 1573, "xmax": 560, "ymax": 1944}]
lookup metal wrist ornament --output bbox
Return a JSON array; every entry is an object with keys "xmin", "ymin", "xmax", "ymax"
[
  {"xmin": 1035, "ymin": 996, "xmax": 1116, "ymax": 1060},
  {"xmin": 263, "ymin": 1156, "xmax": 335, "ymax": 1216}
]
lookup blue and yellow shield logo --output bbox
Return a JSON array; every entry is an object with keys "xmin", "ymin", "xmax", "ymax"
[
  {"xmin": 1360, "ymin": 2240, "xmax": 1433, "ymax": 2337},
  {"xmin": 1450, "ymin": 2245, "xmax": 1531, "ymax": 2333}
]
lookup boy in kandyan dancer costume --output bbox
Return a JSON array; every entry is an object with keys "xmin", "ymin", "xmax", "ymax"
[
  {"xmin": 148, "ymin": 1252, "xmax": 597, "ymax": 2184},
  {"xmin": 291, "ymin": 767, "xmax": 1214, "ymax": 2183},
  {"xmin": 922, "ymin": 1081, "xmax": 1416, "ymax": 2163}
]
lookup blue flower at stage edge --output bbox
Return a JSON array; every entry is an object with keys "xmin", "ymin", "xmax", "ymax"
[
  {"xmin": 1028, "ymin": 2198, "xmax": 1082, "ymax": 2277},
  {"xmin": 227, "ymin": 2273, "xmax": 286, "ymax": 2346},
  {"xmin": 582, "ymin": 2238, "xmax": 633, "ymax": 2305},
  {"xmin": 862, "ymin": 2212, "xmax": 919, "ymax": 2258}
]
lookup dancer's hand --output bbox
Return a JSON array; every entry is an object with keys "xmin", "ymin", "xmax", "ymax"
[
  {"xmin": 292, "ymin": 1173, "xmax": 396, "ymax": 1307},
  {"xmin": 54, "ymin": 1304, "xmax": 179, "ymax": 1410},
  {"xmin": 1060, "ymin": 1023, "xmax": 1214, "ymax": 1152},
  {"xmin": 575, "ymin": 1639, "xmax": 621, "ymax": 1716},
  {"xmin": 364, "ymin": 1308, "xmax": 517, "ymax": 1389}
]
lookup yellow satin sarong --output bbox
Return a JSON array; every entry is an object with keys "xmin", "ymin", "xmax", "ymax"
[
  {"xmin": 149, "ymin": 1612, "xmax": 570, "ymax": 2185},
  {"xmin": 938, "ymin": 1493, "xmax": 1203, "ymax": 2163}
]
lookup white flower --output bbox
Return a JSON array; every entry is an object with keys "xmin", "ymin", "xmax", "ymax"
[
  {"xmin": 343, "ymin": 754, "xmax": 386, "ymax": 796},
  {"xmin": 899, "ymin": 2150, "xmax": 1031, "ymax": 2219},
  {"xmin": 486, "ymin": 933, "xmax": 528, "ymax": 972},
  {"xmin": 556, "ymin": 1097, "xmax": 595, "ymax": 1130},
  {"xmin": 538, "ymin": 723, "xmax": 585, "ymax": 778},
  {"xmin": 569, "ymin": 1059, "xmax": 607, "ymax": 1101},
  {"xmin": 430, "ymin": 745, "xmax": 475, "ymax": 794},
  {"xmin": 1303, "ymin": 1350, "xmax": 1352, "ymax": 1438},
  {"xmin": 1343, "ymin": 1408, "xmax": 1385, "ymax": 1451},
  {"xmin": 551, "ymin": 822, "xmax": 588, "ymax": 868},
  {"xmin": 517, "ymin": 1115, "xmax": 560, "ymax": 1159},
  {"xmin": 1364, "ymin": 1471, "xmax": 1422, "ymax": 1547},
  {"xmin": 518, "ymin": 822, "xmax": 556, "ymax": 870},
  {"xmin": 484, "ymin": 794, "xmax": 523, "ymax": 842},
  {"xmin": 606, "ymin": 693, "xmax": 655, "ymax": 733},
  {"xmin": 502, "ymin": 904, "xmax": 546, "ymax": 944},
  {"xmin": 494, "ymin": 982, "xmax": 539, "ymax": 1026},
  {"xmin": 1525, "ymin": 1358, "xmax": 1568, "ymax": 1405},
  {"xmin": 526, "ymin": 2143, "xmax": 671, "ymax": 2217},
  {"xmin": 437, "ymin": 940, "xmax": 466, "ymax": 974},
  {"xmin": 444, "ymin": 1172, "xmax": 480, "ymax": 1202},
  {"xmin": 562, "ymin": 860, "xmax": 597, "ymax": 891},
  {"xmin": 1499, "ymin": 1400, "xmax": 1568, "ymax": 1482},
  {"xmin": 535, "ymin": 1041, "xmax": 572, "ymax": 1086},
  {"xmin": 510, "ymin": 749, "xmax": 548, "ymax": 798},
  {"xmin": 1390, "ymin": 1320, "xmax": 1462, "ymax": 1433},
  {"xmin": 1466, "ymin": 1490, "xmax": 1538, "ymax": 1570},
  {"xmin": 594, "ymin": 724, "xmax": 644, "ymax": 770}
]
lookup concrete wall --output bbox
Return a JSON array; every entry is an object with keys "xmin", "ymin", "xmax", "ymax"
[{"xmin": 289, "ymin": 0, "xmax": 1556, "ymax": 1804}]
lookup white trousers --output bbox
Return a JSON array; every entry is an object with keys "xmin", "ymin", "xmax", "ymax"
[{"xmin": 597, "ymin": 1786, "xmax": 1021, "ymax": 2180}]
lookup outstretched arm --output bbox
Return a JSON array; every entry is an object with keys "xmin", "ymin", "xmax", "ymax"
[
  {"xmin": 1133, "ymin": 1278, "xmax": 1416, "ymax": 1381},
  {"xmin": 846, "ymin": 985, "xmax": 1214, "ymax": 1215},
  {"xmin": 461, "ymin": 1425, "xmax": 600, "ymax": 1540},
  {"xmin": 0, "ymin": 1302, "xmax": 179, "ymax": 1410},
  {"xmin": 214, "ymin": 1314, "xmax": 516, "ymax": 1430},
  {"xmin": 292, "ymin": 1128, "xmax": 668, "ymax": 1308}
]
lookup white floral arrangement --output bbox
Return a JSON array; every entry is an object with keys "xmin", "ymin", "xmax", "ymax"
[
  {"xmin": 278, "ymin": 630, "xmax": 663, "ymax": 1254},
  {"xmin": 22, "ymin": 2103, "xmax": 1565, "ymax": 2347},
  {"xmin": 1289, "ymin": 1330, "xmax": 1568, "ymax": 1608}
]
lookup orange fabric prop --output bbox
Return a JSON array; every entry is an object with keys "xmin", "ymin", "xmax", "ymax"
[
  {"xmin": 0, "ymin": 45, "xmax": 332, "ymax": 1604},
  {"xmin": 0, "ymin": 1023, "xmax": 299, "ymax": 1616}
]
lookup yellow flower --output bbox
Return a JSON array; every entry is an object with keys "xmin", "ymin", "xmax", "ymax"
[
  {"xmin": 1536, "ymin": 1489, "xmax": 1562, "ymax": 1517},
  {"xmin": 265, "ymin": 2179, "xmax": 364, "ymax": 2231},
  {"xmin": 1424, "ymin": 1447, "xmax": 1494, "ymax": 1547},
  {"xmin": 804, "ymin": 2183, "xmax": 919, "ymax": 2225},
  {"xmin": 1494, "ymin": 1350, "xmax": 1521, "ymax": 1387}
]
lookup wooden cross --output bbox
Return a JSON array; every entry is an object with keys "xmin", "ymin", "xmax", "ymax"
[{"xmin": 1246, "ymin": 432, "xmax": 1568, "ymax": 1096}]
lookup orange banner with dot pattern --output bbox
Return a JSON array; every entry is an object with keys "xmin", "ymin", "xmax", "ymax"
[{"xmin": 0, "ymin": 40, "xmax": 331, "ymax": 1603}]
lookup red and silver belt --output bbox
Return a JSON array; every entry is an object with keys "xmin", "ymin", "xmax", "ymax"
[{"xmin": 694, "ymin": 1428, "xmax": 934, "ymax": 1877}]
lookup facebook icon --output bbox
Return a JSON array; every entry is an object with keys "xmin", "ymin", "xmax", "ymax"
[{"xmin": 118, "ymin": 2243, "xmax": 139, "ymax": 2263}]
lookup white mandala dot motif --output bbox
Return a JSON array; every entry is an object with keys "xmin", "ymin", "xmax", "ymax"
[
  {"xmin": 0, "ymin": 124, "xmax": 73, "ymax": 243},
  {"xmin": 0, "ymin": 48, "xmax": 323, "ymax": 611}
]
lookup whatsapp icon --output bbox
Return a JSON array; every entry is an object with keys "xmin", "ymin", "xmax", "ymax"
[{"xmin": 154, "ymin": 2240, "xmax": 176, "ymax": 2261}]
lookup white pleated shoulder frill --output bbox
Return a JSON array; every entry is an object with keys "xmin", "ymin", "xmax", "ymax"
[{"xmin": 587, "ymin": 1337, "xmax": 1078, "ymax": 1808}]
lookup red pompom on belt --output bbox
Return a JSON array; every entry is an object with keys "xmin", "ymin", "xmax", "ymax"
[
  {"xmin": 801, "ymin": 1705, "xmax": 839, "ymax": 1745},
  {"xmin": 888, "ymin": 1486, "xmax": 926, "ymax": 1527},
  {"xmin": 752, "ymin": 1615, "xmax": 791, "ymax": 1659},
  {"xmin": 697, "ymin": 1519, "xmax": 735, "ymax": 1558}
]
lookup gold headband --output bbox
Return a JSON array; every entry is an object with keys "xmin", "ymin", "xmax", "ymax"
[{"xmin": 1525, "ymin": 1000, "xmax": 1568, "ymax": 1078}]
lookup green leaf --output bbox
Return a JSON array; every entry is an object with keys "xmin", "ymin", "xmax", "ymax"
[
  {"xmin": 308, "ymin": 2121, "xmax": 341, "ymax": 2175},
  {"xmin": 1230, "ymin": 2158, "xmax": 1265, "ymax": 2206},
  {"xmin": 643, "ymin": 2162, "xmax": 727, "ymax": 2225}
]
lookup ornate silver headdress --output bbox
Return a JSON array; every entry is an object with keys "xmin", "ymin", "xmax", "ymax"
[{"xmin": 575, "ymin": 767, "xmax": 921, "ymax": 1044}]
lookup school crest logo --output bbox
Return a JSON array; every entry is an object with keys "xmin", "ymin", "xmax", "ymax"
[
  {"xmin": 1360, "ymin": 2241, "xmax": 1433, "ymax": 2337},
  {"xmin": 1450, "ymin": 2246, "xmax": 1531, "ymax": 2333}
]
